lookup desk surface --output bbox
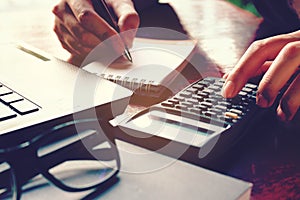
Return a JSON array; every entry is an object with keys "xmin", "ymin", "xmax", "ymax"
[{"xmin": 1, "ymin": 0, "xmax": 299, "ymax": 199}]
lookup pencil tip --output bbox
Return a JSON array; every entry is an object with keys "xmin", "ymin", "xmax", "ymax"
[{"xmin": 124, "ymin": 50, "xmax": 133, "ymax": 63}]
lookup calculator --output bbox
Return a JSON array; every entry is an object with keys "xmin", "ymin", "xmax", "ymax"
[
  {"xmin": 113, "ymin": 77, "xmax": 268, "ymax": 166},
  {"xmin": 153, "ymin": 77, "xmax": 258, "ymax": 128}
]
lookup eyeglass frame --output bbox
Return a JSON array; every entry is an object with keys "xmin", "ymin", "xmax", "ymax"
[{"xmin": 0, "ymin": 118, "xmax": 121, "ymax": 200}]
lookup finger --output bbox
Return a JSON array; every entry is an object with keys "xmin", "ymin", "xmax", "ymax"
[
  {"xmin": 54, "ymin": 17, "xmax": 92, "ymax": 56},
  {"xmin": 53, "ymin": 17, "xmax": 81, "ymax": 55},
  {"xmin": 108, "ymin": 0, "xmax": 140, "ymax": 47},
  {"xmin": 277, "ymin": 73, "xmax": 300, "ymax": 121},
  {"xmin": 53, "ymin": 1, "xmax": 101, "ymax": 48},
  {"xmin": 68, "ymin": 54, "xmax": 86, "ymax": 66},
  {"xmin": 66, "ymin": 0, "xmax": 124, "ymax": 54},
  {"xmin": 253, "ymin": 61, "xmax": 272, "ymax": 77},
  {"xmin": 222, "ymin": 73, "xmax": 229, "ymax": 79},
  {"xmin": 257, "ymin": 41, "xmax": 300, "ymax": 108},
  {"xmin": 222, "ymin": 33, "xmax": 300, "ymax": 98}
]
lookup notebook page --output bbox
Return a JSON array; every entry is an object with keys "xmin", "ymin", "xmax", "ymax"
[{"xmin": 83, "ymin": 37, "xmax": 196, "ymax": 85}]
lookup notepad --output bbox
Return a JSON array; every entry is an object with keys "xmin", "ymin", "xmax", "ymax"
[{"xmin": 83, "ymin": 37, "xmax": 196, "ymax": 101}]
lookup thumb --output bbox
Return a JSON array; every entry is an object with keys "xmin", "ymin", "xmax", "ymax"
[{"xmin": 109, "ymin": 0, "xmax": 140, "ymax": 47}]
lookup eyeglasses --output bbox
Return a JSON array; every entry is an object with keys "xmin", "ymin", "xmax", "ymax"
[{"xmin": 0, "ymin": 118, "xmax": 120, "ymax": 200}]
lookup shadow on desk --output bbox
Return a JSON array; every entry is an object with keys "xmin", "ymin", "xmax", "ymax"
[
  {"xmin": 137, "ymin": 2, "xmax": 188, "ymax": 39},
  {"xmin": 221, "ymin": 110, "xmax": 300, "ymax": 200}
]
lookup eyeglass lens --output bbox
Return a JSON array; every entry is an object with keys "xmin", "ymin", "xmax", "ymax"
[
  {"xmin": 0, "ymin": 161, "xmax": 18, "ymax": 200},
  {"xmin": 36, "ymin": 125, "xmax": 119, "ymax": 190}
]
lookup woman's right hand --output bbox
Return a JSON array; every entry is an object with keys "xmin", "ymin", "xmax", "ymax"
[{"xmin": 52, "ymin": 0, "xmax": 140, "ymax": 65}]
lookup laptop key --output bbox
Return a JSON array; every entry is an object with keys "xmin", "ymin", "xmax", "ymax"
[
  {"xmin": 0, "ymin": 93, "xmax": 24, "ymax": 104},
  {"xmin": 0, "ymin": 103, "xmax": 17, "ymax": 121},
  {"xmin": 10, "ymin": 100, "xmax": 39, "ymax": 115},
  {"xmin": 0, "ymin": 86, "xmax": 13, "ymax": 96}
]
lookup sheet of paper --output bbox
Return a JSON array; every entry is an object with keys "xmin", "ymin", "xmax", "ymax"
[{"xmin": 83, "ymin": 37, "xmax": 196, "ymax": 84}]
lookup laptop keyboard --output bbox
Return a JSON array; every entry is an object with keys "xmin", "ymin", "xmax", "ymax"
[
  {"xmin": 151, "ymin": 77, "xmax": 258, "ymax": 128},
  {"xmin": 0, "ymin": 83, "xmax": 39, "ymax": 122}
]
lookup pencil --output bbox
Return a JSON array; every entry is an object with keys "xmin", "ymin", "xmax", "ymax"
[{"xmin": 99, "ymin": 0, "xmax": 133, "ymax": 62}]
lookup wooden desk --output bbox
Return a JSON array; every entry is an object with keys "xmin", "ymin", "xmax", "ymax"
[
  {"xmin": 163, "ymin": 0, "xmax": 261, "ymax": 74},
  {"xmin": 0, "ymin": 0, "xmax": 70, "ymax": 60},
  {"xmin": 1, "ymin": 0, "xmax": 299, "ymax": 199}
]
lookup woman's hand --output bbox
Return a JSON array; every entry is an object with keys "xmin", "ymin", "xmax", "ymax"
[
  {"xmin": 52, "ymin": 0, "xmax": 140, "ymax": 65},
  {"xmin": 222, "ymin": 30, "xmax": 300, "ymax": 121}
]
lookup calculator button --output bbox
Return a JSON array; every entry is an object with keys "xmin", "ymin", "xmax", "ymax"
[
  {"xmin": 225, "ymin": 112, "xmax": 239, "ymax": 119},
  {"xmin": 220, "ymin": 115, "xmax": 234, "ymax": 123},
  {"xmin": 181, "ymin": 102, "xmax": 194, "ymax": 107},
  {"xmin": 204, "ymin": 77, "xmax": 216, "ymax": 83},
  {"xmin": 175, "ymin": 105, "xmax": 188, "ymax": 111},
  {"xmin": 217, "ymin": 79, "xmax": 225, "ymax": 84},
  {"xmin": 214, "ymin": 82, "xmax": 224, "ymax": 87},
  {"xmin": 242, "ymin": 87, "xmax": 252, "ymax": 93},
  {"xmin": 232, "ymin": 105, "xmax": 246, "ymax": 112},
  {"xmin": 186, "ymin": 88, "xmax": 198, "ymax": 93},
  {"xmin": 198, "ymin": 81, "xmax": 210, "ymax": 87},
  {"xmin": 198, "ymin": 92, "xmax": 209, "ymax": 98},
  {"xmin": 189, "ymin": 108, "xmax": 202, "ymax": 114},
  {"xmin": 192, "ymin": 84, "xmax": 204, "ymax": 91},
  {"xmin": 179, "ymin": 91, "xmax": 193, "ymax": 98},
  {"xmin": 201, "ymin": 102, "xmax": 213, "ymax": 108},
  {"xmin": 249, "ymin": 95, "xmax": 256, "ymax": 100},
  {"xmin": 219, "ymin": 101, "xmax": 231, "ymax": 107},
  {"xmin": 168, "ymin": 99, "xmax": 180, "ymax": 104},
  {"xmin": 238, "ymin": 91, "xmax": 248, "ymax": 97},
  {"xmin": 202, "ymin": 89, "xmax": 214, "ymax": 94},
  {"xmin": 229, "ymin": 109, "xmax": 243, "ymax": 115},
  {"xmin": 161, "ymin": 102, "xmax": 174, "ymax": 108},
  {"xmin": 241, "ymin": 101, "xmax": 249, "ymax": 107},
  {"xmin": 209, "ymin": 94, "xmax": 223, "ymax": 100},
  {"xmin": 208, "ymin": 85, "xmax": 220, "ymax": 92},
  {"xmin": 192, "ymin": 95, "xmax": 204, "ymax": 101},
  {"xmin": 195, "ymin": 105, "xmax": 208, "ymax": 111},
  {"xmin": 187, "ymin": 98, "xmax": 199, "ymax": 104},
  {"xmin": 215, "ymin": 105, "xmax": 227, "ymax": 111},
  {"xmin": 205, "ymin": 98, "xmax": 217, "ymax": 104},
  {"xmin": 209, "ymin": 108, "xmax": 223, "ymax": 114},
  {"xmin": 174, "ymin": 96, "xmax": 185, "ymax": 102},
  {"xmin": 232, "ymin": 119, "xmax": 238, "ymax": 123},
  {"xmin": 205, "ymin": 111, "xmax": 218, "ymax": 117},
  {"xmin": 245, "ymin": 83, "xmax": 257, "ymax": 89}
]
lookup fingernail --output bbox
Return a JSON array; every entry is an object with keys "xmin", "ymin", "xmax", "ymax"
[
  {"xmin": 222, "ymin": 73, "xmax": 229, "ymax": 79},
  {"xmin": 256, "ymin": 93, "xmax": 269, "ymax": 107},
  {"xmin": 277, "ymin": 106, "xmax": 286, "ymax": 121},
  {"xmin": 52, "ymin": 5, "xmax": 59, "ymax": 15},
  {"xmin": 278, "ymin": 101, "xmax": 293, "ymax": 121},
  {"xmin": 222, "ymin": 81, "xmax": 235, "ymax": 98}
]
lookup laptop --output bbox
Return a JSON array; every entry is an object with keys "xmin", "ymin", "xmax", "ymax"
[{"xmin": 0, "ymin": 43, "xmax": 133, "ymax": 148}]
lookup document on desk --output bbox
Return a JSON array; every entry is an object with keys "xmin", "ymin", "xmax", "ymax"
[{"xmin": 83, "ymin": 37, "xmax": 197, "ymax": 99}]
